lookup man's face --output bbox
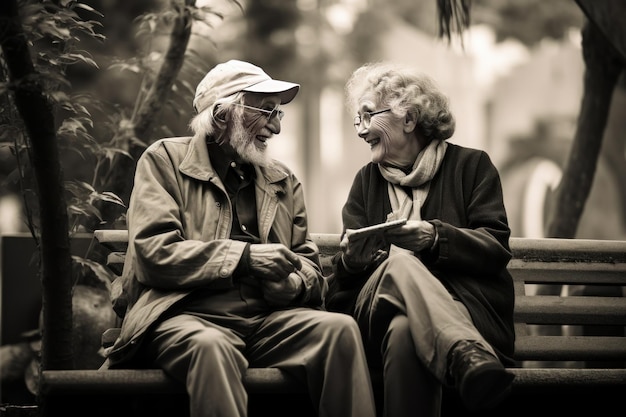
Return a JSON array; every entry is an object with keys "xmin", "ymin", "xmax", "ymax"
[{"xmin": 228, "ymin": 93, "xmax": 282, "ymax": 167}]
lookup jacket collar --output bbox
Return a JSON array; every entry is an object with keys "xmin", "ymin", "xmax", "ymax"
[{"xmin": 179, "ymin": 133, "xmax": 289, "ymax": 187}]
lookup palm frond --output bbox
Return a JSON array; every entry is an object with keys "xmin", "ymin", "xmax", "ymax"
[{"xmin": 437, "ymin": 0, "xmax": 471, "ymax": 42}]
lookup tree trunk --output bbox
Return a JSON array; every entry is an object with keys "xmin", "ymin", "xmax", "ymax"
[
  {"xmin": 0, "ymin": 0, "xmax": 74, "ymax": 371},
  {"xmin": 100, "ymin": 0, "xmax": 194, "ymax": 222},
  {"xmin": 546, "ymin": 19, "xmax": 622, "ymax": 238}
]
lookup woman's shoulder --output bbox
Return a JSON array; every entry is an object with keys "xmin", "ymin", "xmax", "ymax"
[
  {"xmin": 445, "ymin": 142, "xmax": 493, "ymax": 163},
  {"xmin": 445, "ymin": 142, "xmax": 485, "ymax": 156},
  {"xmin": 356, "ymin": 161, "xmax": 379, "ymax": 176},
  {"xmin": 443, "ymin": 142, "xmax": 499, "ymax": 178}
]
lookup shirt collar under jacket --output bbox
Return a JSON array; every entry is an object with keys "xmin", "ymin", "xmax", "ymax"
[
  {"xmin": 205, "ymin": 141, "xmax": 256, "ymax": 183},
  {"xmin": 178, "ymin": 133, "xmax": 289, "ymax": 186}
]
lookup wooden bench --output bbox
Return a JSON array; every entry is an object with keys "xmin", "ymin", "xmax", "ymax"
[{"xmin": 39, "ymin": 231, "xmax": 626, "ymax": 417}]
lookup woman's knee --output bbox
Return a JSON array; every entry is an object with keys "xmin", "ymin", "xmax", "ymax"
[{"xmin": 385, "ymin": 252, "xmax": 428, "ymax": 274}]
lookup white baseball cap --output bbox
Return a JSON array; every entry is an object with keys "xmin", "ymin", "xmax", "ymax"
[{"xmin": 193, "ymin": 60, "xmax": 300, "ymax": 113}]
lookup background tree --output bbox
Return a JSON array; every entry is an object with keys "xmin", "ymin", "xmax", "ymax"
[
  {"xmin": 0, "ymin": 0, "xmax": 238, "ymax": 391},
  {"xmin": 0, "ymin": 0, "xmax": 104, "ymax": 373},
  {"xmin": 546, "ymin": 0, "xmax": 626, "ymax": 238}
]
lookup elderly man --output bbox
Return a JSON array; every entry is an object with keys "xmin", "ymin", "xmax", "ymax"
[{"xmin": 103, "ymin": 60, "xmax": 376, "ymax": 417}]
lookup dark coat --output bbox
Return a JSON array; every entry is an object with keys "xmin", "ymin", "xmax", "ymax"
[{"xmin": 326, "ymin": 143, "xmax": 516, "ymax": 365}]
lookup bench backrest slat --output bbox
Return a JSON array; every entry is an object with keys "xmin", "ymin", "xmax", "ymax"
[
  {"xmin": 514, "ymin": 336, "xmax": 626, "ymax": 361},
  {"xmin": 93, "ymin": 230, "xmax": 626, "ymax": 364},
  {"xmin": 509, "ymin": 261, "xmax": 626, "ymax": 286},
  {"xmin": 515, "ymin": 296, "xmax": 626, "ymax": 325},
  {"xmin": 509, "ymin": 237, "xmax": 626, "ymax": 262}
]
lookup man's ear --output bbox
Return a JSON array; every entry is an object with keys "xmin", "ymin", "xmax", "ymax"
[{"xmin": 403, "ymin": 110, "xmax": 418, "ymax": 133}]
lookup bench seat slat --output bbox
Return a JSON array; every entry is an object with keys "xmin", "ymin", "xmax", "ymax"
[
  {"xmin": 40, "ymin": 367, "xmax": 626, "ymax": 398},
  {"xmin": 514, "ymin": 336, "xmax": 626, "ymax": 361},
  {"xmin": 514, "ymin": 296, "xmax": 626, "ymax": 325},
  {"xmin": 40, "ymin": 368, "xmax": 304, "ymax": 396},
  {"xmin": 510, "ymin": 368, "xmax": 626, "ymax": 387}
]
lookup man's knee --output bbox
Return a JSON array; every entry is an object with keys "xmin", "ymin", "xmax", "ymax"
[
  {"xmin": 315, "ymin": 312, "xmax": 364, "ymax": 349},
  {"xmin": 186, "ymin": 327, "xmax": 238, "ymax": 358},
  {"xmin": 319, "ymin": 311, "xmax": 359, "ymax": 329}
]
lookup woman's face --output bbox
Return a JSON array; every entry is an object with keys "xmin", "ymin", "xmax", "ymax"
[{"xmin": 355, "ymin": 94, "xmax": 418, "ymax": 168}]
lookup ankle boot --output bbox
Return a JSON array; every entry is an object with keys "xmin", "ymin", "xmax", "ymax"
[{"xmin": 447, "ymin": 340, "xmax": 514, "ymax": 411}]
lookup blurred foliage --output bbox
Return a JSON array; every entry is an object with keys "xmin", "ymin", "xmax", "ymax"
[
  {"xmin": 1, "ymin": 0, "xmax": 234, "ymax": 233},
  {"xmin": 242, "ymin": 0, "xmax": 300, "ymax": 76},
  {"xmin": 1, "ymin": 0, "xmax": 126, "ymax": 236},
  {"xmin": 472, "ymin": 0, "xmax": 584, "ymax": 45},
  {"xmin": 345, "ymin": 8, "xmax": 388, "ymax": 69},
  {"xmin": 354, "ymin": 0, "xmax": 583, "ymax": 57},
  {"xmin": 0, "ymin": 0, "xmax": 588, "ymax": 236}
]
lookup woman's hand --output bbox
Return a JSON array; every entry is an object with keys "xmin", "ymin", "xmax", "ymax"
[
  {"xmin": 384, "ymin": 220, "xmax": 436, "ymax": 253},
  {"xmin": 340, "ymin": 233, "xmax": 387, "ymax": 272}
]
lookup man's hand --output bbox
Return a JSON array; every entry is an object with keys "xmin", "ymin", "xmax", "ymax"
[
  {"xmin": 248, "ymin": 243, "xmax": 302, "ymax": 282},
  {"xmin": 247, "ymin": 243, "xmax": 305, "ymax": 306},
  {"xmin": 261, "ymin": 272, "xmax": 304, "ymax": 306}
]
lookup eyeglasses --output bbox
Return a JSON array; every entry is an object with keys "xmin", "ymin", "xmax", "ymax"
[
  {"xmin": 233, "ymin": 103, "xmax": 284, "ymax": 121},
  {"xmin": 353, "ymin": 108, "xmax": 392, "ymax": 131}
]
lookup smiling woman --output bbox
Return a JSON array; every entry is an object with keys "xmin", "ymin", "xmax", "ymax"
[{"xmin": 327, "ymin": 61, "xmax": 516, "ymax": 416}]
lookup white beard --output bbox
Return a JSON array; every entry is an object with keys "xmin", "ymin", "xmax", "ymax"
[{"xmin": 230, "ymin": 113, "xmax": 271, "ymax": 167}]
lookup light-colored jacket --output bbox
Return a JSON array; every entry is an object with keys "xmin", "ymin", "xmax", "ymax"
[{"xmin": 105, "ymin": 134, "xmax": 325, "ymax": 367}]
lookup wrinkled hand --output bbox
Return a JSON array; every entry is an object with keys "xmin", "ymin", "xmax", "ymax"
[
  {"xmin": 261, "ymin": 272, "xmax": 303, "ymax": 306},
  {"xmin": 248, "ymin": 243, "xmax": 304, "ymax": 306},
  {"xmin": 340, "ymin": 233, "xmax": 387, "ymax": 271},
  {"xmin": 248, "ymin": 243, "xmax": 302, "ymax": 282},
  {"xmin": 383, "ymin": 220, "xmax": 436, "ymax": 252}
]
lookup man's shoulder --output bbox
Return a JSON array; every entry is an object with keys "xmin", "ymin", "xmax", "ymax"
[
  {"xmin": 135, "ymin": 137, "xmax": 195, "ymax": 170},
  {"xmin": 147, "ymin": 136, "xmax": 193, "ymax": 151},
  {"xmin": 268, "ymin": 158, "xmax": 292, "ymax": 172},
  {"xmin": 142, "ymin": 137, "xmax": 194, "ymax": 161},
  {"xmin": 258, "ymin": 159, "xmax": 302, "ymax": 185}
]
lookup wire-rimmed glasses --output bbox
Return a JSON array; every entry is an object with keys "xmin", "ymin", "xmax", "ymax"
[
  {"xmin": 233, "ymin": 103, "xmax": 284, "ymax": 121},
  {"xmin": 353, "ymin": 108, "xmax": 392, "ymax": 131}
]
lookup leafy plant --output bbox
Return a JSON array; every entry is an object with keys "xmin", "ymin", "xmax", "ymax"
[
  {"xmin": 1, "ymin": 0, "xmax": 127, "ymax": 238},
  {"xmin": 0, "ymin": 0, "xmax": 240, "ymax": 379}
]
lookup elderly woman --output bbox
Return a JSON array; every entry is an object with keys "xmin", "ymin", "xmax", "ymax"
[{"xmin": 326, "ymin": 62, "xmax": 516, "ymax": 416}]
